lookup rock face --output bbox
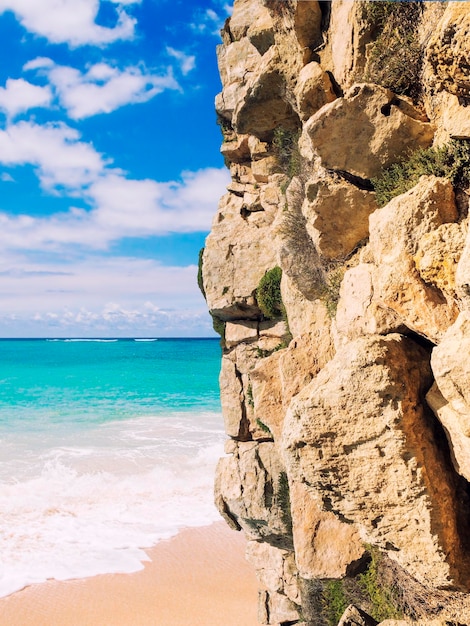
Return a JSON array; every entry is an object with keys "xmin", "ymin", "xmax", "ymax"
[{"xmin": 202, "ymin": 2, "xmax": 470, "ymax": 625}]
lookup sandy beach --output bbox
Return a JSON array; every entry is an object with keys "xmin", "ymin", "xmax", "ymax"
[{"xmin": 0, "ymin": 522, "xmax": 259, "ymax": 626}]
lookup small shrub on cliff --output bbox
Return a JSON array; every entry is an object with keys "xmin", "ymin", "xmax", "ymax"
[
  {"xmin": 276, "ymin": 471, "xmax": 292, "ymax": 532},
  {"xmin": 256, "ymin": 266, "xmax": 284, "ymax": 319},
  {"xmin": 373, "ymin": 139, "xmax": 470, "ymax": 207},
  {"xmin": 361, "ymin": 0, "xmax": 423, "ymax": 100},
  {"xmin": 322, "ymin": 580, "xmax": 349, "ymax": 626},
  {"xmin": 273, "ymin": 127, "xmax": 301, "ymax": 186},
  {"xmin": 358, "ymin": 547, "xmax": 402, "ymax": 622}
]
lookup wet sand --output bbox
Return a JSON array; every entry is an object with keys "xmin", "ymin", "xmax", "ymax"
[{"xmin": 0, "ymin": 522, "xmax": 259, "ymax": 626}]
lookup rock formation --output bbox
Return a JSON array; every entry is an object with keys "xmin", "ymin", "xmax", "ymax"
[{"xmin": 201, "ymin": 1, "xmax": 470, "ymax": 624}]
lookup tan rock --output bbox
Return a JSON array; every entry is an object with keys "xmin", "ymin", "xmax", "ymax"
[
  {"xmin": 251, "ymin": 155, "xmax": 280, "ymax": 183},
  {"xmin": 282, "ymin": 334, "xmax": 470, "ymax": 589},
  {"xmin": 280, "ymin": 273, "xmax": 335, "ymax": 343},
  {"xmin": 335, "ymin": 263, "xmax": 406, "ymax": 343},
  {"xmin": 220, "ymin": 134, "xmax": 250, "ymax": 163},
  {"xmin": 321, "ymin": 0, "xmax": 369, "ymax": 90},
  {"xmin": 455, "ymin": 220, "xmax": 470, "ymax": 307},
  {"xmin": 216, "ymin": 40, "xmax": 261, "ymax": 121},
  {"xmin": 369, "ymin": 176, "xmax": 459, "ymax": 342},
  {"xmin": 214, "ymin": 441, "xmax": 293, "ymax": 546},
  {"xmin": 430, "ymin": 312, "xmax": 470, "ymax": 482},
  {"xmin": 225, "ymin": 320, "xmax": 258, "ymax": 348},
  {"xmin": 295, "ymin": 62, "xmax": 336, "ymax": 122},
  {"xmin": 427, "ymin": 383, "xmax": 470, "ymax": 482},
  {"xmin": 228, "ymin": 0, "xmax": 274, "ymax": 56},
  {"xmin": 246, "ymin": 541, "xmax": 300, "ymax": 604},
  {"xmin": 303, "ymin": 173, "xmax": 377, "ymax": 259},
  {"xmin": 303, "ymin": 84, "xmax": 434, "ymax": 179},
  {"xmin": 203, "ymin": 192, "xmax": 278, "ymax": 320},
  {"xmin": 289, "ymin": 481, "xmax": 364, "ymax": 580},
  {"xmin": 414, "ymin": 222, "xmax": 465, "ymax": 299},
  {"xmin": 293, "ymin": 1, "xmax": 322, "ymax": 51},
  {"xmin": 426, "ymin": 4, "xmax": 470, "ymax": 103},
  {"xmin": 337, "ymin": 605, "xmax": 378, "ymax": 626},
  {"xmin": 232, "ymin": 47, "xmax": 299, "ymax": 138},
  {"xmin": 219, "ymin": 355, "xmax": 246, "ymax": 439}
]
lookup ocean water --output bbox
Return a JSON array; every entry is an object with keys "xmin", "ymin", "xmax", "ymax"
[{"xmin": 0, "ymin": 338, "xmax": 224, "ymax": 598}]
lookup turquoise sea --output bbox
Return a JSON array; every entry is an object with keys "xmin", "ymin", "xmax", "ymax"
[{"xmin": 0, "ymin": 338, "xmax": 224, "ymax": 597}]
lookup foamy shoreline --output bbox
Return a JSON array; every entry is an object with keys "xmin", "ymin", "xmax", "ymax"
[{"xmin": 0, "ymin": 522, "xmax": 259, "ymax": 626}]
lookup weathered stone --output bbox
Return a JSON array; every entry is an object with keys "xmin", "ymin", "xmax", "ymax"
[
  {"xmin": 251, "ymin": 330, "xmax": 334, "ymax": 443},
  {"xmin": 251, "ymin": 156, "xmax": 279, "ymax": 183},
  {"xmin": 430, "ymin": 312, "xmax": 470, "ymax": 482},
  {"xmin": 369, "ymin": 176, "xmax": 459, "ymax": 342},
  {"xmin": 246, "ymin": 541, "xmax": 300, "ymax": 604},
  {"xmin": 427, "ymin": 4, "xmax": 470, "ymax": 103},
  {"xmin": 216, "ymin": 40, "xmax": 261, "ymax": 121},
  {"xmin": 414, "ymin": 222, "xmax": 465, "ymax": 299},
  {"xmin": 214, "ymin": 441, "xmax": 292, "ymax": 547},
  {"xmin": 320, "ymin": 0, "xmax": 369, "ymax": 90},
  {"xmin": 282, "ymin": 334, "xmax": 470, "ymax": 589},
  {"xmin": 289, "ymin": 481, "xmax": 364, "ymax": 580},
  {"xmin": 303, "ymin": 84, "xmax": 434, "ymax": 179},
  {"xmin": 203, "ymin": 192, "xmax": 278, "ymax": 320},
  {"xmin": 232, "ymin": 48, "xmax": 300, "ymax": 138},
  {"xmin": 427, "ymin": 383, "xmax": 470, "ymax": 483},
  {"xmin": 303, "ymin": 173, "xmax": 377, "ymax": 259},
  {"xmin": 455, "ymin": 220, "xmax": 470, "ymax": 307},
  {"xmin": 293, "ymin": 1, "xmax": 322, "ymax": 51},
  {"xmin": 220, "ymin": 134, "xmax": 251, "ymax": 163},
  {"xmin": 335, "ymin": 263, "xmax": 406, "ymax": 344},
  {"xmin": 295, "ymin": 62, "xmax": 336, "ymax": 121},
  {"xmin": 337, "ymin": 605, "xmax": 378, "ymax": 626},
  {"xmin": 219, "ymin": 355, "xmax": 245, "ymax": 439},
  {"xmin": 225, "ymin": 320, "xmax": 258, "ymax": 348}
]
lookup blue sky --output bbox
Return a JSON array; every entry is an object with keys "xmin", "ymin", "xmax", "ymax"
[{"xmin": 0, "ymin": 0, "xmax": 231, "ymax": 337}]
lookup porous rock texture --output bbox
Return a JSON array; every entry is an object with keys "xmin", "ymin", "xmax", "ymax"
[{"xmin": 201, "ymin": 2, "xmax": 470, "ymax": 625}]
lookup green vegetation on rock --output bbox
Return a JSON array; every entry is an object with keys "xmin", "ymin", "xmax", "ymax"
[
  {"xmin": 361, "ymin": 0, "xmax": 423, "ymax": 100},
  {"xmin": 273, "ymin": 127, "xmax": 301, "ymax": 188},
  {"xmin": 373, "ymin": 139, "xmax": 470, "ymax": 207},
  {"xmin": 322, "ymin": 580, "xmax": 349, "ymax": 626},
  {"xmin": 358, "ymin": 547, "xmax": 403, "ymax": 622},
  {"xmin": 257, "ymin": 266, "xmax": 284, "ymax": 319}
]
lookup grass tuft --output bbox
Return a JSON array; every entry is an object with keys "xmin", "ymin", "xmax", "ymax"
[{"xmin": 373, "ymin": 139, "xmax": 470, "ymax": 207}]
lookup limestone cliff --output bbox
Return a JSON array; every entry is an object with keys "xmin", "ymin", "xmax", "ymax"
[{"xmin": 201, "ymin": 2, "xmax": 470, "ymax": 624}]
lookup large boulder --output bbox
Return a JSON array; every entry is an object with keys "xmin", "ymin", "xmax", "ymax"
[
  {"xmin": 282, "ymin": 333, "xmax": 470, "ymax": 589},
  {"xmin": 203, "ymin": 191, "xmax": 278, "ymax": 320},
  {"xmin": 303, "ymin": 172, "xmax": 377, "ymax": 259},
  {"xmin": 302, "ymin": 84, "xmax": 434, "ymax": 179},
  {"xmin": 369, "ymin": 176, "xmax": 459, "ymax": 342},
  {"xmin": 429, "ymin": 312, "xmax": 470, "ymax": 482}
]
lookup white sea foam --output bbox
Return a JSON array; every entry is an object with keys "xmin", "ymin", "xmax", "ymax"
[{"xmin": 0, "ymin": 412, "xmax": 225, "ymax": 598}]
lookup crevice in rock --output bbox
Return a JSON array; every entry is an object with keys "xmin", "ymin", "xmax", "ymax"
[
  {"xmin": 318, "ymin": 1, "xmax": 331, "ymax": 32},
  {"xmin": 236, "ymin": 365, "xmax": 253, "ymax": 441},
  {"xmin": 402, "ymin": 329, "xmax": 436, "ymax": 353},
  {"xmin": 326, "ymin": 70, "xmax": 343, "ymax": 99},
  {"xmin": 326, "ymin": 168, "xmax": 374, "ymax": 191}
]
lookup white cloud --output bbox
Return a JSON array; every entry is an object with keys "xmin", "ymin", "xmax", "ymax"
[
  {"xmin": 166, "ymin": 47, "xmax": 196, "ymax": 76},
  {"xmin": 191, "ymin": 4, "xmax": 229, "ymax": 36},
  {"xmin": 0, "ymin": 120, "xmax": 229, "ymax": 250},
  {"xmin": 0, "ymin": 256, "xmax": 213, "ymax": 337},
  {"xmin": 0, "ymin": 0, "xmax": 140, "ymax": 47},
  {"xmin": 0, "ymin": 121, "xmax": 106, "ymax": 191},
  {"xmin": 0, "ymin": 172, "xmax": 14, "ymax": 182},
  {"xmin": 24, "ymin": 59, "xmax": 180, "ymax": 119},
  {"xmin": 0, "ymin": 78, "xmax": 52, "ymax": 119}
]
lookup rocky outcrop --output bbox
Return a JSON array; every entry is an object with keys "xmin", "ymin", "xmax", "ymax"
[{"xmin": 202, "ymin": 2, "xmax": 470, "ymax": 625}]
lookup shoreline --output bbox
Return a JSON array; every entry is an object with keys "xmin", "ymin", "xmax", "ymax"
[{"xmin": 0, "ymin": 522, "xmax": 259, "ymax": 626}]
